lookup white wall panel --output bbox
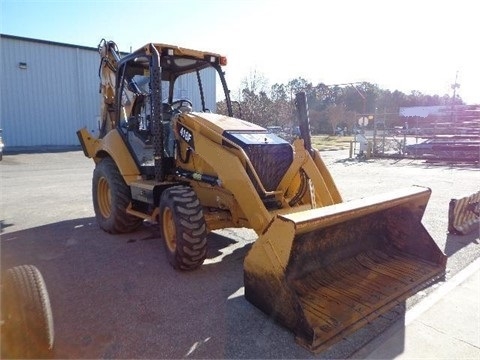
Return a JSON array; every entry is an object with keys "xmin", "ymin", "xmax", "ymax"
[
  {"xmin": 1, "ymin": 35, "xmax": 101, "ymax": 147},
  {"xmin": 171, "ymin": 69, "xmax": 217, "ymax": 112}
]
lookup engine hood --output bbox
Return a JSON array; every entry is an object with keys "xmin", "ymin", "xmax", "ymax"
[{"xmin": 189, "ymin": 112, "xmax": 267, "ymax": 134}]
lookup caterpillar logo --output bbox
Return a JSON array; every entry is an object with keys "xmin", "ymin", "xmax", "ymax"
[{"xmin": 178, "ymin": 124, "xmax": 194, "ymax": 148}]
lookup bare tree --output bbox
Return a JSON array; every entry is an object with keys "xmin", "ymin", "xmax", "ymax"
[{"xmin": 241, "ymin": 70, "xmax": 268, "ymax": 95}]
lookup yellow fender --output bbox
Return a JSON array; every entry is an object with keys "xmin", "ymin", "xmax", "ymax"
[{"xmin": 77, "ymin": 127, "xmax": 140, "ymax": 184}]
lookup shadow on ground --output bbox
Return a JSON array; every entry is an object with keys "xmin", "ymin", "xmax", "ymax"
[{"xmin": 1, "ymin": 218, "xmax": 417, "ymax": 359}]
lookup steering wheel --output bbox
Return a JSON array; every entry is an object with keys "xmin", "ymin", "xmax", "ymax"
[{"xmin": 170, "ymin": 99, "xmax": 193, "ymax": 113}]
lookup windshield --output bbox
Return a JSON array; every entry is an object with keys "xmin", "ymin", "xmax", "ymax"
[
  {"xmin": 119, "ymin": 51, "xmax": 232, "ymax": 116},
  {"xmin": 163, "ymin": 68, "xmax": 217, "ymax": 112}
]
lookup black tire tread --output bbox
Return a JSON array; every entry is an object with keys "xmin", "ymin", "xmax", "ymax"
[
  {"xmin": 160, "ymin": 186, "xmax": 207, "ymax": 270},
  {"xmin": 92, "ymin": 157, "xmax": 143, "ymax": 234}
]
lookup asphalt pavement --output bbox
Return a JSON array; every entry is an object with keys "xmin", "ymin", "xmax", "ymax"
[{"xmin": 1, "ymin": 150, "xmax": 479, "ymax": 359}]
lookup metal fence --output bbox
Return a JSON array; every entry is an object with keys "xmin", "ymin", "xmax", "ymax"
[{"xmin": 356, "ymin": 105, "xmax": 480, "ymax": 163}]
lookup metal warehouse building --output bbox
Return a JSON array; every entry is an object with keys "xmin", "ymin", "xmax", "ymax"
[{"xmin": 0, "ymin": 34, "xmax": 216, "ymax": 149}]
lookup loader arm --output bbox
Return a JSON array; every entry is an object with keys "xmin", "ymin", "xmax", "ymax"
[{"xmin": 172, "ymin": 112, "xmax": 342, "ymax": 234}]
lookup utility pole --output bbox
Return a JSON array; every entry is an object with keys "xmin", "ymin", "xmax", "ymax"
[
  {"xmin": 451, "ymin": 71, "xmax": 460, "ymax": 132},
  {"xmin": 451, "ymin": 70, "xmax": 460, "ymax": 102}
]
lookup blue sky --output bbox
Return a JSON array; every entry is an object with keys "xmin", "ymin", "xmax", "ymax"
[{"xmin": 1, "ymin": 0, "xmax": 478, "ymax": 104}]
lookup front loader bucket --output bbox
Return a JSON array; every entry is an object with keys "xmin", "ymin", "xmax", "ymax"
[{"xmin": 244, "ymin": 186, "xmax": 446, "ymax": 353}]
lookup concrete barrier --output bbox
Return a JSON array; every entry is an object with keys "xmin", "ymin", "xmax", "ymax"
[{"xmin": 448, "ymin": 191, "xmax": 480, "ymax": 235}]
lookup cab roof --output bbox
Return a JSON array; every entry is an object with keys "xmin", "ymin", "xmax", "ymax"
[{"xmin": 120, "ymin": 43, "xmax": 227, "ymax": 80}]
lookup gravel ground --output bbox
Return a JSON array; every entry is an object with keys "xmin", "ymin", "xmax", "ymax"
[{"xmin": 1, "ymin": 149, "xmax": 478, "ymax": 359}]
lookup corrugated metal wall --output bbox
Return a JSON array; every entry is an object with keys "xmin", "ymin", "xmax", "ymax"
[
  {"xmin": 0, "ymin": 35, "xmax": 216, "ymax": 148},
  {"xmin": 170, "ymin": 69, "xmax": 217, "ymax": 112},
  {"xmin": 0, "ymin": 35, "xmax": 100, "ymax": 147}
]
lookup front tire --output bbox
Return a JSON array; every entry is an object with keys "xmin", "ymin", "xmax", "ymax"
[
  {"xmin": 1, "ymin": 265, "xmax": 54, "ymax": 359},
  {"xmin": 92, "ymin": 157, "xmax": 143, "ymax": 234},
  {"xmin": 159, "ymin": 186, "xmax": 207, "ymax": 270}
]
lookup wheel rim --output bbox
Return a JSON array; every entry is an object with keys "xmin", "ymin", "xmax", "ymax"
[
  {"xmin": 97, "ymin": 176, "xmax": 111, "ymax": 218},
  {"xmin": 162, "ymin": 207, "xmax": 176, "ymax": 252}
]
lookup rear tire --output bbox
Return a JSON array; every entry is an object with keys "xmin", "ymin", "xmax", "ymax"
[
  {"xmin": 159, "ymin": 186, "xmax": 207, "ymax": 270},
  {"xmin": 1, "ymin": 265, "xmax": 54, "ymax": 359},
  {"xmin": 92, "ymin": 157, "xmax": 143, "ymax": 234}
]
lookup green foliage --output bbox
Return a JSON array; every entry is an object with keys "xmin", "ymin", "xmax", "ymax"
[{"xmin": 216, "ymin": 74, "xmax": 464, "ymax": 135}]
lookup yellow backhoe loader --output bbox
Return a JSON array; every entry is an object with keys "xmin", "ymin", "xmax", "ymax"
[{"xmin": 77, "ymin": 40, "xmax": 447, "ymax": 352}]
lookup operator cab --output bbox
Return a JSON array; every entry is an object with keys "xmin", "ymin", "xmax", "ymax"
[{"xmin": 114, "ymin": 44, "xmax": 231, "ymax": 179}]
